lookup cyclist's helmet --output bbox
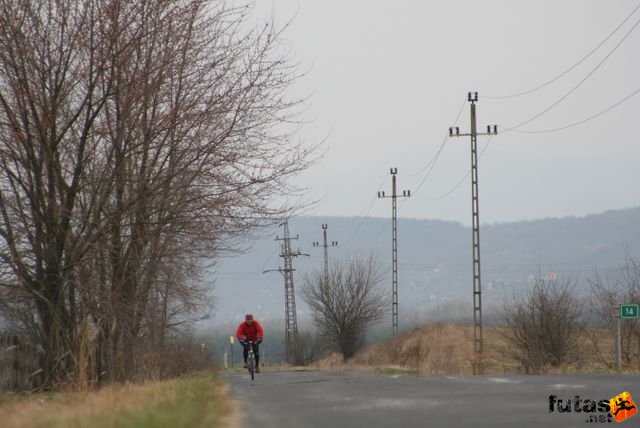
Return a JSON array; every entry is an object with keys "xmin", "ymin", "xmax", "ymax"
[{"xmin": 245, "ymin": 313, "xmax": 254, "ymax": 321}]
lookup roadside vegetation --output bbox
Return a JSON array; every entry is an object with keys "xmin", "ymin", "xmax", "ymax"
[
  {"xmin": 0, "ymin": 0, "xmax": 313, "ymax": 392},
  {"xmin": 310, "ymin": 323, "xmax": 627, "ymax": 376},
  {"xmin": 0, "ymin": 372, "xmax": 235, "ymax": 428},
  {"xmin": 303, "ymin": 255, "xmax": 640, "ymax": 375}
]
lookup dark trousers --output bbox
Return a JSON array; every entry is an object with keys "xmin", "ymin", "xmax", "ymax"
[{"xmin": 243, "ymin": 343, "xmax": 260, "ymax": 367}]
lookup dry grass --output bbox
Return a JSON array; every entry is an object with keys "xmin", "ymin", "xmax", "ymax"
[
  {"xmin": 0, "ymin": 371, "xmax": 236, "ymax": 428},
  {"xmin": 353, "ymin": 324, "xmax": 495, "ymax": 375},
  {"xmin": 313, "ymin": 323, "xmax": 628, "ymax": 376}
]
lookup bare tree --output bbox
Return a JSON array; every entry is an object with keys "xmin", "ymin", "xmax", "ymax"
[
  {"xmin": 0, "ymin": 0, "xmax": 116, "ymax": 387},
  {"xmin": 588, "ymin": 253, "xmax": 640, "ymax": 368},
  {"xmin": 500, "ymin": 277, "xmax": 583, "ymax": 373},
  {"xmin": 301, "ymin": 256, "xmax": 387, "ymax": 360},
  {"xmin": 0, "ymin": 0, "xmax": 315, "ymax": 388}
]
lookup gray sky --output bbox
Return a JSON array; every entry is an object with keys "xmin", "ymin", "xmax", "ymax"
[{"xmin": 251, "ymin": 1, "xmax": 640, "ymax": 225}]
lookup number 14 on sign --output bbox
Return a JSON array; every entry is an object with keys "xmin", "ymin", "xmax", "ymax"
[{"xmin": 620, "ymin": 304, "xmax": 639, "ymax": 319}]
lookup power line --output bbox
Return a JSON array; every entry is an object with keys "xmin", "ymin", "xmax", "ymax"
[
  {"xmin": 323, "ymin": 256, "xmax": 625, "ymax": 275},
  {"xmin": 409, "ymin": 134, "xmax": 450, "ymax": 196},
  {"xmin": 406, "ymin": 97, "xmax": 467, "ymax": 178},
  {"xmin": 485, "ymin": 2, "xmax": 640, "ymax": 100},
  {"xmin": 418, "ymin": 63, "xmax": 638, "ymax": 200},
  {"xmin": 339, "ymin": 173, "xmax": 389, "ymax": 248},
  {"xmin": 363, "ymin": 217, "xmax": 393, "ymax": 247},
  {"xmin": 214, "ymin": 271, "xmax": 263, "ymax": 276},
  {"xmin": 415, "ymin": 137, "xmax": 492, "ymax": 202},
  {"xmin": 261, "ymin": 245, "xmax": 280, "ymax": 272},
  {"xmin": 502, "ymin": 13, "xmax": 640, "ymax": 132},
  {"xmin": 509, "ymin": 86, "xmax": 640, "ymax": 134},
  {"xmin": 340, "ymin": 98, "xmax": 467, "ymax": 248}
]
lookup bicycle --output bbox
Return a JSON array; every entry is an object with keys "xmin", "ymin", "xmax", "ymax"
[{"xmin": 246, "ymin": 341, "xmax": 257, "ymax": 381}]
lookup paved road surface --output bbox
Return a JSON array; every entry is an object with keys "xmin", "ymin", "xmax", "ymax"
[{"xmin": 224, "ymin": 370, "xmax": 640, "ymax": 428}]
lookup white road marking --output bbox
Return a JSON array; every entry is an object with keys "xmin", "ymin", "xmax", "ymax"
[
  {"xmin": 551, "ymin": 384, "xmax": 586, "ymax": 389},
  {"xmin": 487, "ymin": 377, "xmax": 520, "ymax": 384}
]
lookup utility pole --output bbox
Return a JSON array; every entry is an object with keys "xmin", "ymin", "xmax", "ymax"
[
  {"xmin": 448, "ymin": 92, "xmax": 497, "ymax": 375},
  {"xmin": 378, "ymin": 168, "xmax": 410, "ymax": 336},
  {"xmin": 263, "ymin": 219, "xmax": 308, "ymax": 363},
  {"xmin": 614, "ymin": 304, "xmax": 621, "ymax": 371},
  {"xmin": 313, "ymin": 224, "xmax": 337, "ymax": 287},
  {"xmin": 614, "ymin": 303, "xmax": 640, "ymax": 371}
]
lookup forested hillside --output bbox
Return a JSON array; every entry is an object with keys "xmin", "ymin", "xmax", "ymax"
[{"xmin": 211, "ymin": 207, "xmax": 640, "ymax": 325}]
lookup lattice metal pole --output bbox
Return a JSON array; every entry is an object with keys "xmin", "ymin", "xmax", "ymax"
[
  {"xmin": 281, "ymin": 220, "xmax": 297, "ymax": 361},
  {"xmin": 378, "ymin": 168, "xmax": 410, "ymax": 335},
  {"xmin": 449, "ymin": 92, "xmax": 497, "ymax": 374},
  {"xmin": 313, "ymin": 224, "xmax": 338, "ymax": 289},
  {"xmin": 264, "ymin": 219, "xmax": 307, "ymax": 363}
]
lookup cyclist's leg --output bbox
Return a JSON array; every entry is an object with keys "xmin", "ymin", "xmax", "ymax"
[{"xmin": 243, "ymin": 344, "xmax": 249, "ymax": 366}]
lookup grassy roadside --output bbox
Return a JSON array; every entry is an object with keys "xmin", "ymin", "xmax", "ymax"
[
  {"xmin": 313, "ymin": 324, "xmax": 636, "ymax": 376},
  {"xmin": 0, "ymin": 372, "xmax": 237, "ymax": 428}
]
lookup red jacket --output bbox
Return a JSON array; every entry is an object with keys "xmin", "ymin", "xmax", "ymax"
[{"xmin": 236, "ymin": 320, "xmax": 264, "ymax": 343}]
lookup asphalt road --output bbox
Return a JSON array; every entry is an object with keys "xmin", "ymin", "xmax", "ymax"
[{"xmin": 224, "ymin": 370, "xmax": 640, "ymax": 428}]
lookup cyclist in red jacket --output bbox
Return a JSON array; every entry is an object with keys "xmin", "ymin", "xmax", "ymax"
[{"xmin": 236, "ymin": 313, "xmax": 264, "ymax": 372}]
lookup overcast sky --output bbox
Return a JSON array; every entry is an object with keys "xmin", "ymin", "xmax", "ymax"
[{"xmin": 250, "ymin": 1, "xmax": 640, "ymax": 225}]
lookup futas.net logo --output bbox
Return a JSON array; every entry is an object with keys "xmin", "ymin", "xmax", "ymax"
[
  {"xmin": 548, "ymin": 391, "xmax": 637, "ymax": 424},
  {"xmin": 609, "ymin": 392, "xmax": 637, "ymax": 423}
]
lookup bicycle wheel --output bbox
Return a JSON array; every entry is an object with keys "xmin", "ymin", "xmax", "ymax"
[{"xmin": 248, "ymin": 355, "xmax": 255, "ymax": 381}]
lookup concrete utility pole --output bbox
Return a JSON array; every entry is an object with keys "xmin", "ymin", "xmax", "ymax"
[
  {"xmin": 614, "ymin": 304, "xmax": 622, "ymax": 371},
  {"xmin": 313, "ymin": 224, "xmax": 338, "ymax": 288},
  {"xmin": 378, "ymin": 168, "xmax": 410, "ymax": 336},
  {"xmin": 448, "ymin": 92, "xmax": 497, "ymax": 375},
  {"xmin": 263, "ymin": 219, "xmax": 307, "ymax": 363}
]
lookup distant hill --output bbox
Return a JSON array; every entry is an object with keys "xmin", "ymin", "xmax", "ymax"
[{"xmin": 208, "ymin": 206, "xmax": 640, "ymax": 327}]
